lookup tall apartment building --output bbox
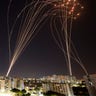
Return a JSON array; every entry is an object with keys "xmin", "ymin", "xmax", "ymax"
[{"xmin": 0, "ymin": 76, "xmax": 24, "ymax": 92}]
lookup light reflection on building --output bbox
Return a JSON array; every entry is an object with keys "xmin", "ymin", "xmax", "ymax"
[{"xmin": 0, "ymin": 74, "xmax": 94, "ymax": 95}]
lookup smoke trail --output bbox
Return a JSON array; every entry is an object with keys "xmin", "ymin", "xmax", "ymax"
[{"xmin": 50, "ymin": 0, "xmax": 88, "ymax": 76}]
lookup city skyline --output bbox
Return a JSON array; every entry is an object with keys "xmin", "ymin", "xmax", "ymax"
[{"xmin": 0, "ymin": 0, "xmax": 96, "ymax": 78}]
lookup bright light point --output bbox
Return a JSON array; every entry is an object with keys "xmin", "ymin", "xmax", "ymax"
[
  {"xmin": 0, "ymin": 92, "xmax": 15, "ymax": 96},
  {"xmin": 61, "ymin": 4, "xmax": 64, "ymax": 7},
  {"xmin": 81, "ymin": 6, "xmax": 84, "ymax": 9},
  {"xmin": 72, "ymin": 7, "xmax": 74, "ymax": 10},
  {"xmin": 71, "ymin": 9, "xmax": 74, "ymax": 12},
  {"xmin": 54, "ymin": 4, "xmax": 57, "ymax": 7},
  {"xmin": 66, "ymin": 2, "xmax": 69, "ymax": 5},
  {"xmin": 1, "ymin": 89, "xmax": 5, "ymax": 92},
  {"xmin": 69, "ymin": 12, "xmax": 71, "ymax": 14},
  {"xmin": 77, "ymin": 13, "xmax": 80, "ymax": 16},
  {"xmin": 39, "ymin": 94, "xmax": 43, "ymax": 96}
]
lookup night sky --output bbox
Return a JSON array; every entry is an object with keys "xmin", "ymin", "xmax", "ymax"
[{"xmin": 0, "ymin": 0, "xmax": 96, "ymax": 78}]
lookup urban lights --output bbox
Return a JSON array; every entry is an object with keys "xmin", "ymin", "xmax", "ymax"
[{"xmin": 0, "ymin": 92, "xmax": 15, "ymax": 96}]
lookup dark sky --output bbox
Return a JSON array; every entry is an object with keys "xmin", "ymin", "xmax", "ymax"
[{"xmin": 0, "ymin": 0, "xmax": 96, "ymax": 78}]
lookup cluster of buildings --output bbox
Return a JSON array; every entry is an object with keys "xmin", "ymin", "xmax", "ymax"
[
  {"xmin": 0, "ymin": 76, "xmax": 24, "ymax": 92},
  {"xmin": 0, "ymin": 74, "xmax": 96, "ymax": 96},
  {"xmin": 0, "ymin": 75, "xmax": 78, "ymax": 91}
]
